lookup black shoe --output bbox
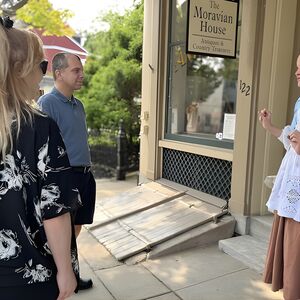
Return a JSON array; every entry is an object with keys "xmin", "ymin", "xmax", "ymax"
[{"xmin": 78, "ymin": 278, "xmax": 93, "ymax": 290}]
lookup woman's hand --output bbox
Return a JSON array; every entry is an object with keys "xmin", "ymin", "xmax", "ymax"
[
  {"xmin": 258, "ymin": 108, "xmax": 272, "ymax": 130},
  {"xmin": 257, "ymin": 108, "xmax": 282, "ymax": 138},
  {"xmin": 288, "ymin": 130, "xmax": 300, "ymax": 154},
  {"xmin": 56, "ymin": 267, "xmax": 77, "ymax": 300},
  {"xmin": 43, "ymin": 213, "xmax": 77, "ymax": 300}
]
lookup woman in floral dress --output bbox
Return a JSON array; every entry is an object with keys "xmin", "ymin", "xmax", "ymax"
[{"xmin": 0, "ymin": 16, "xmax": 79, "ymax": 299}]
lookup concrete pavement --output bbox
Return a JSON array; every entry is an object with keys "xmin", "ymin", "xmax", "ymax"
[{"xmin": 70, "ymin": 174, "xmax": 283, "ymax": 300}]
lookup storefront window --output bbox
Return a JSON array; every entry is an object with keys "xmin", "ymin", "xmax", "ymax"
[{"xmin": 166, "ymin": 0, "xmax": 241, "ymax": 149}]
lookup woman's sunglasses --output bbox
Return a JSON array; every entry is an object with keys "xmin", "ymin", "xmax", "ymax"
[{"xmin": 39, "ymin": 60, "xmax": 48, "ymax": 75}]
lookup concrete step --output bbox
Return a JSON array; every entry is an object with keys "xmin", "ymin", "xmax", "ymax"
[
  {"xmin": 249, "ymin": 215, "xmax": 273, "ymax": 241},
  {"xmin": 218, "ymin": 235, "xmax": 268, "ymax": 274}
]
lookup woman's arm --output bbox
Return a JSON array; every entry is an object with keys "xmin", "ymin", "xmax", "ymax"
[
  {"xmin": 43, "ymin": 213, "xmax": 77, "ymax": 300},
  {"xmin": 258, "ymin": 109, "xmax": 282, "ymax": 137}
]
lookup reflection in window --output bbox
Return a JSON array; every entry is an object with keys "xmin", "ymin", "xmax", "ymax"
[{"xmin": 166, "ymin": 0, "xmax": 241, "ymax": 148}]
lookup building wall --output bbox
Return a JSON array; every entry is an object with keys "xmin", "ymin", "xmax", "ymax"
[
  {"xmin": 139, "ymin": 0, "xmax": 160, "ymax": 181},
  {"xmin": 248, "ymin": 0, "xmax": 299, "ymax": 217},
  {"xmin": 140, "ymin": 0, "xmax": 300, "ymax": 233}
]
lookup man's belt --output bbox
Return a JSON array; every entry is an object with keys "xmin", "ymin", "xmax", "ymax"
[{"xmin": 72, "ymin": 166, "xmax": 91, "ymax": 174}]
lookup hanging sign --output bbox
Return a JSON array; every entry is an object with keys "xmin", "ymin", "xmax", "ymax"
[{"xmin": 187, "ymin": 0, "xmax": 239, "ymax": 58}]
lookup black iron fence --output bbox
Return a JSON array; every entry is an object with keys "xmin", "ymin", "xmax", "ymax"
[{"xmin": 89, "ymin": 125, "xmax": 139, "ymax": 179}]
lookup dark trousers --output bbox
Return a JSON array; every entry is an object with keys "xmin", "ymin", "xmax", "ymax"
[{"xmin": 73, "ymin": 171, "xmax": 96, "ymax": 225}]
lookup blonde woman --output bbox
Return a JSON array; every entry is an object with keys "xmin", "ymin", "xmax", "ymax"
[{"xmin": 0, "ymin": 16, "xmax": 78, "ymax": 300}]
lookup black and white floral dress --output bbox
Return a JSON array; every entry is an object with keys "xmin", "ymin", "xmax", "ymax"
[{"xmin": 0, "ymin": 113, "xmax": 79, "ymax": 287}]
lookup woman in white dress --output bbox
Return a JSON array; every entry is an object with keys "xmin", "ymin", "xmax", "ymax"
[{"xmin": 258, "ymin": 54, "xmax": 300, "ymax": 300}]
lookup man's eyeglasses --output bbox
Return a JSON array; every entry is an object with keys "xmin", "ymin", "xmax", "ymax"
[{"xmin": 39, "ymin": 60, "xmax": 48, "ymax": 76}]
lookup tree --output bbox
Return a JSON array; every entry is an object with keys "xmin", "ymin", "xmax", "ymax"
[
  {"xmin": 78, "ymin": 1, "xmax": 143, "ymax": 147},
  {"xmin": 1, "ymin": 0, "xmax": 74, "ymax": 36},
  {"xmin": 186, "ymin": 56, "xmax": 222, "ymax": 102},
  {"xmin": 1, "ymin": 0, "xmax": 28, "ymax": 16}
]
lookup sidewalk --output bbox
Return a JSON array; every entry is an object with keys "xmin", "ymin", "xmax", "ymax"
[{"xmin": 70, "ymin": 174, "xmax": 283, "ymax": 300}]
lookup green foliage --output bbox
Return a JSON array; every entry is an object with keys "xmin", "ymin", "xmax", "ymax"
[
  {"xmin": 77, "ymin": 1, "xmax": 143, "ymax": 146},
  {"xmin": 186, "ymin": 56, "xmax": 222, "ymax": 102},
  {"xmin": 218, "ymin": 58, "xmax": 239, "ymax": 81},
  {"xmin": 16, "ymin": 0, "xmax": 74, "ymax": 36},
  {"xmin": 89, "ymin": 132, "xmax": 117, "ymax": 147}
]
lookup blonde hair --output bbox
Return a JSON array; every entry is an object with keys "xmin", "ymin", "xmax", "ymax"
[{"xmin": 0, "ymin": 24, "xmax": 44, "ymax": 162}]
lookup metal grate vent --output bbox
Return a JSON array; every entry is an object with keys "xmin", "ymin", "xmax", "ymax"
[{"xmin": 162, "ymin": 148, "xmax": 232, "ymax": 201}]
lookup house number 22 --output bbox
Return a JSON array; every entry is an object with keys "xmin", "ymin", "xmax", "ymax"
[{"xmin": 239, "ymin": 80, "xmax": 251, "ymax": 96}]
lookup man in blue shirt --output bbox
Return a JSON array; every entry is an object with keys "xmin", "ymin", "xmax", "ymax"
[{"xmin": 38, "ymin": 52, "xmax": 96, "ymax": 291}]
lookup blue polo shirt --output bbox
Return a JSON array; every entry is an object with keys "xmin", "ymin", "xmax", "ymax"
[{"xmin": 38, "ymin": 87, "xmax": 91, "ymax": 167}]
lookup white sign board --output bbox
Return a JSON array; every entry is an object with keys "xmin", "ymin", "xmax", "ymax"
[
  {"xmin": 222, "ymin": 113, "xmax": 236, "ymax": 140},
  {"xmin": 187, "ymin": 0, "xmax": 239, "ymax": 58}
]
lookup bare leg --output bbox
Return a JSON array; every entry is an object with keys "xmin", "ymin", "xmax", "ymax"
[{"xmin": 75, "ymin": 225, "xmax": 82, "ymax": 239}]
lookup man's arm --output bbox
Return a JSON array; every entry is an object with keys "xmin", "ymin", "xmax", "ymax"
[
  {"xmin": 38, "ymin": 96, "xmax": 57, "ymax": 121},
  {"xmin": 43, "ymin": 213, "xmax": 77, "ymax": 300}
]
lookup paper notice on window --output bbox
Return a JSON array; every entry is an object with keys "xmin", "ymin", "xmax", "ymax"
[{"xmin": 222, "ymin": 113, "xmax": 236, "ymax": 140}]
